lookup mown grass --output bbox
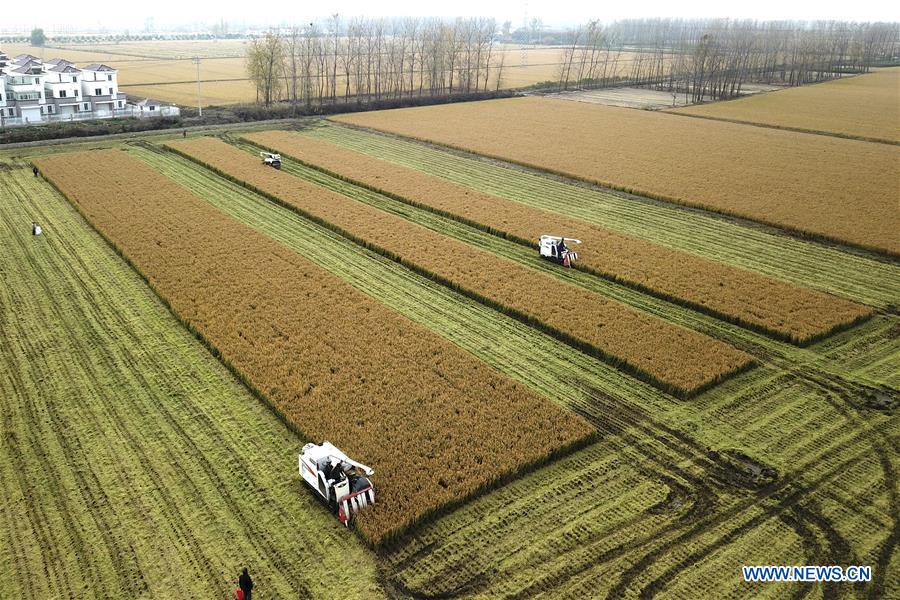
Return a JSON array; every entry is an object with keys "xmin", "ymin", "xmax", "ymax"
[
  {"xmin": 134, "ymin": 144, "xmax": 900, "ymax": 599},
  {"xmin": 0, "ymin": 167, "xmax": 383, "ymax": 599}
]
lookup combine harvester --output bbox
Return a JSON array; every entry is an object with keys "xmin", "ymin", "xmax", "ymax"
[
  {"xmin": 299, "ymin": 442, "xmax": 375, "ymax": 526},
  {"xmin": 539, "ymin": 235, "xmax": 581, "ymax": 267},
  {"xmin": 260, "ymin": 151, "xmax": 282, "ymax": 169}
]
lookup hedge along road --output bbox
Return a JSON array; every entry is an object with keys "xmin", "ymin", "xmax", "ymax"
[
  {"xmin": 165, "ymin": 136, "xmax": 755, "ymax": 397},
  {"xmin": 215, "ymin": 136, "xmax": 891, "ymax": 400},
  {"xmin": 306, "ymin": 122, "xmax": 900, "ymax": 309},
  {"xmin": 129, "ymin": 145, "xmax": 900, "ymax": 599},
  {"xmin": 35, "ymin": 148, "xmax": 593, "ymax": 546},
  {"xmin": 0, "ymin": 167, "xmax": 383, "ymax": 598}
]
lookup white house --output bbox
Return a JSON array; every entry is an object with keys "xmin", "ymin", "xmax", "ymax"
[
  {"xmin": 4, "ymin": 56, "xmax": 46, "ymax": 124},
  {"xmin": 43, "ymin": 59, "xmax": 83, "ymax": 117},
  {"xmin": 0, "ymin": 51, "xmax": 136, "ymax": 126},
  {"xmin": 79, "ymin": 64, "xmax": 126, "ymax": 116}
]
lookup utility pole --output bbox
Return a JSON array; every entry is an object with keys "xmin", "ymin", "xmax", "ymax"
[{"xmin": 192, "ymin": 56, "xmax": 202, "ymax": 117}]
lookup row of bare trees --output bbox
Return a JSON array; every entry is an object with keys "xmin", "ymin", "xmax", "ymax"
[
  {"xmin": 247, "ymin": 17, "xmax": 897, "ymax": 107},
  {"xmin": 247, "ymin": 17, "xmax": 503, "ymax": 107},
  {"xmin": 557, "ymin": 19, "xmax": 899, "ymax": 101}
]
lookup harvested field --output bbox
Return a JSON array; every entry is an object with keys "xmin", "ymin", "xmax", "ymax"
[
  {"xmin": 671, "ymin": 68, "xmax": 900, "ymax": 143},
  {"xmin": 307, "ymin": 123, "xmax": 900, "ymax": 309},
  {"xmin": 243, "ymin": 130, "xmax": 872, "ymax": 345},
  {"xmin": 332, "ymin": 96, "xmax": 900, "ymax": 254},
  {"xmin": 0, "ymin": 167, "xmax": 382, "ymax": 598},
  {"xmin": 127, "ymin": 144, "xmax": 900, "ymax": 599},
  {"xmin": 168, "ymin": 136, "xmax": 752, "ymax": 396},
  {"xmin": 35, "ymin": 149, "xmax": 592, "ymax": 545}
]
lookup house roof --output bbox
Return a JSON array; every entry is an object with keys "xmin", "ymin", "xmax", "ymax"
[
  {"xmin": 137, "ymin": 97, "xmax": 160, "ymax": 106},
  {"xmin": 82, "ymin": 63, "xmax": 116, "ymax": 72},
  {"xmin": 48, "ymin": 64, "xmax": 81, "ymax": 73},
  {"xmin": 12, "ymin": 54, "xmax": 39, "ymax": 63},
  {"xmin": 8, "ymin": 64, "xmax": 42, "ymax": 75},
  {"xmin": 46, "ymin": 58, "xmax": 73, "ymax": 66}
]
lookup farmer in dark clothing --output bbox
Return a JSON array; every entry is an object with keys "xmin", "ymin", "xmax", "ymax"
[
  {"xmin": 183, "ymin": 129, "xmax": 187, "ymax": 138},
  {"xmin": 556, "ymin": 237, "xmax": 567, "ymax": 257},
  {"xmin": 239, "ymin": 568, "xmax": 253, "ymax": 600},
  {"xmin": 32, "ymin": 166, "xmax": 38, "ymax": 177}
]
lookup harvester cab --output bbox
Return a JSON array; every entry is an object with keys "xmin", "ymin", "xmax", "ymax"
[
  {"xmin": 260, "ymin": 151, "xmax": 282, "ymax": 169},
  {"xmin": 539, "ymin": 234, "xmax": 581, "ymax": 267},
  {"xmin": 299, "ymin": 442, "xmax": 374, "ymax": 526}
]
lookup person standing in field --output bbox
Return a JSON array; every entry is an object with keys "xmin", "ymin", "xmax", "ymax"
[
  {"xmin": 238, "ymin": 567, "xmax": 253, "ymax": 600},
  {"xmin": 32, "ymin": 166, "xmax": 38, "ymax": 177}
]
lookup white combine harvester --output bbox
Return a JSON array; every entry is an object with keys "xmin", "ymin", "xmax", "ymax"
[
  {"xmin": 539, "ymin": 234, "xmax": 581, "ymax": 267},
  {"xmin": 260, "ymin": 151, "xmax": 282, "ymax": 169},
  {"xmin": 299, "ymin": 442, "xmax": 374, "ymax": 526}
]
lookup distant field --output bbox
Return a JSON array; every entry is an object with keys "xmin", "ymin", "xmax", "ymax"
[
  {"xmin": 52, "ymin": 39, "xmax": 250, "ymax": 59},
  {"xmin": 671, "ymin": 68, "xmax": 900, "ymax": 143},
  {"xmin": 1, "ymin": 41, "xmax": 668, "ymax": 105},
  {"xmin": 333, "ymin": 97, "xmax": 900, "ymax": 254},
  {"xmin": 0, "ymin": 166, "xmax": 382, "ymax": 598}
]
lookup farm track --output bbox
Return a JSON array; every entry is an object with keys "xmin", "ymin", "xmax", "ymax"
[
  {"xmin": 0, "ymin": 167, "xmax": 383, "ymax": 598},
  {"xmin": 134, "ymin": 146, "xmax": 899, "ymax": 598},
  {"xmin": 307, "ymin": 123, "xmax": 900, "ymax": 308}
]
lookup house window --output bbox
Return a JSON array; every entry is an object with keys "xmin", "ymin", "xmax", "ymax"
[
  {"xmin": 60, "ymin": 90, "xmax": 67, "ymax": 98},
  {"xmin": 117, "ymin": 101, "xmax": 123, "ymax": 108},
  {"xmin": 108, "ymin": 88, "xmax": 113, "ymax": 95},
  {"xmin": 74, "ymin": 89, "xmax": 79, "ymax": 97},
  {"xmin": 72, "ymin": 76, "xmax": 77, "ymax": 83},
  {"xmin": 107, "ymin": 74, "xmax": 112, "ymax": 81},
  {"xmin": 149, "ymin": 105, "xmax": 156, "ymax": 111},
  {"xmin": 33, "ymin": 77, "xmax": 39, "ymax": 84},
  {"xmin": 95, "ymin": 88, "xmax": 102, "ymax": 95},
  {"xmin": 46, "ymin": 105, "xmax": 53, "ymax": 114},
  {"xmin": 84, "ymin": 103, "xmax": 90, "ymax": 110}
]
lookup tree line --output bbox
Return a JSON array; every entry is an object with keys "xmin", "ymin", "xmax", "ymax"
[
  {"xmin": 247, "ymin": 17, "xmax": 503, "ymax": 107},
  {"xmin": 246, "ymin": 17, "xmax": 899, "ymax": 106},
  {"xmin": 556, "ymin": 19, "xmax": 899, "ymax": 101}
]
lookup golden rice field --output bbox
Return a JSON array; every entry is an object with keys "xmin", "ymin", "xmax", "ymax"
[
  {"xmin": 333, "ymin": 97, "xmax": 900, "ymax": 254},
  {"xmin": 35, "ymin": 148, "xmax": 593, "ymax": 545},
  {"xmin": 5, "ymin": 59, "xmax": 899, "ymax": 597},
  {"xmin": 671, "ymin": 68, "xmax": 900, "ymax": 143},
  {"xmin": 243, "ymin": 129, "xmax": 871, "ymax": 344},
  {"xmin": 168, "ymin": 136, "xmax": 752, "ymax": 396}
]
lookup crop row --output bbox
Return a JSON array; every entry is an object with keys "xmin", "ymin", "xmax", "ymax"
[
  {"xmin": 35, "ymin": 149, "xmax": 593, "ymax": 546},
  {"xmin": 306, "ymin": 123, "xmax": 900, "ymax": 309},
  {"xmin": 243, "ymin": 130, "xmax": 871, "ymax": 345},
  {"xmin": 0, "ymin": 167, "xmax": 382, "ymax": 598},
  {"xmin": 132, "ymin": 147, "xmax": 898, "ymax": 597},
  {"xmin": 167, "ymin": 136, "xmax": 752, "ymax": 397},
  {"xmin": 332, "ymin": 97, "xmax": 900, "ymax": 255}
]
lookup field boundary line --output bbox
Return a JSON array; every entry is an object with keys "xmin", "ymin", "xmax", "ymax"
[
  {"xmin": 241, "ymin": 135, "xmax": 874, "ymax": 347},
  {"xmin": 663, "ymin": 110, "xmax": 900, "ymax": 147},
  {"xmin": 328, "ymin": 121, "xmax": 900, "ymax": 260}
]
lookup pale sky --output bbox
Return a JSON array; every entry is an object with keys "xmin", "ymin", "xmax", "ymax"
[{"xmin": 6, "ymin": 0, "xmax": 899, "ymax": 32}]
